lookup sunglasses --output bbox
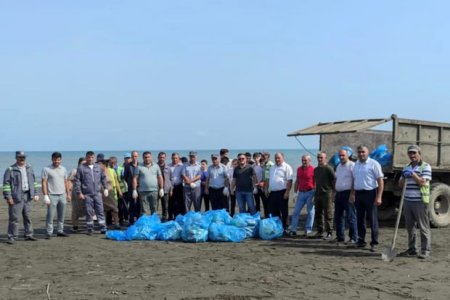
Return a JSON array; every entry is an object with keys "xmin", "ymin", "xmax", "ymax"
[{"xmin": 238, "ymin": 157, "xmax": 246, "ymax": 160}]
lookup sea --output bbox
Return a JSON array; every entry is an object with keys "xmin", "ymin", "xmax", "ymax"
[{"xmin": 0, "ymin": 149, "xmax": 319, "ymax": 186}]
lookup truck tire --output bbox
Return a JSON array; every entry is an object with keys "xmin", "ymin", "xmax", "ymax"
[{"xmin": 429, "ymin": 183, "xmax": 450, "ymax": 227}]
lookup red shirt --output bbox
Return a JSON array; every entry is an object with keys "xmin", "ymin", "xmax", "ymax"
[{"xmin": 297, "ymin": 165, "xmax": 315, "ymax": 191}]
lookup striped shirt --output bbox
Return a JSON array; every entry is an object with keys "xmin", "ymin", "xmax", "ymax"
[{"xmin": 403, "ymin": 162, "xmax": 432, "ymax": 202}]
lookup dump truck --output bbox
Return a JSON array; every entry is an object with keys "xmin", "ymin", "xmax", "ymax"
[{"xmin": 287, "ymin": 114, "xmax": 450, "ymax": 227}]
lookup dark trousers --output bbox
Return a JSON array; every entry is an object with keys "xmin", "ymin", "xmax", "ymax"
[
  {"xmin": 254, "ymin": 187, "xmax": 269, "ymax": 218},
  {"xmin": 355, "ymin": 189, "xmax": 379, "ymax": 246},
  {"xmin": 230, "ymin": 194, "xmax": 236, "ymax": 217},
  {"xmin": 314, "ymin": 192, "xmax": 333, "ymax": 235},
  {"xmin": 127, "ymin": 192, "xmax": 140, "ymax": 225},
  {"xmin": 202, "ymin": 192, "xmax": 210, "ymax": 211},
  {"xmin": 209, "ymin": 187, "xmax": 227, "ymax": 210},
  {"xmin": 118, "ymin": 194, "xmax": 129, "ymax": 225},
  {"xmin": 335, "ymin": 190, "xmax": 357, "ymax": 241},
  {"xmin": 268, "ymin": 189, "xmax": 289, "ymax": 229},
  {"xmin": 169, "ymin": 184, "xmax": 184, "ymax": 218},
  {"xmin": 184, "ymin": 186, "xmax": 201, "ymax": 212},
  {"xmin": 159, "ymin": 193, "xmax": 169, "ymax": 221}
]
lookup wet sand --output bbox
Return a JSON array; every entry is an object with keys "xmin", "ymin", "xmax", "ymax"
[{"xmin": 0, "ymin": 200, "xmax": 449, "ymax": 300}]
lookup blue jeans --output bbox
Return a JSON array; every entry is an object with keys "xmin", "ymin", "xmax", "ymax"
[
  {"xmin": 236, "ymin": 192, "xmax": 256, "ymax": 215},
  {"xmin": 289, "ymin": 190, "xmax": 315, "ymax": 233},
  {"xmin": 334, "ymin": 190, "xmax": 357, "ymax": 241},
  {"xmin": 46, "ymin": 194, "xmax": 67, "ymax": 234}
]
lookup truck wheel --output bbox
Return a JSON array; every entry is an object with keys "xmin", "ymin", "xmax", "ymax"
[{"xmin": 429, "ymin": 183, "xmax": 450, "ymax": 227}]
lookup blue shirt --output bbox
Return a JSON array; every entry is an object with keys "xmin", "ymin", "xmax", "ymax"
[
  {"xmin": 207, "ymin": 164, "xmax": 228, "ymax": 188},
  {"xmin": 182, "ymin": 162, "xmax": 202, "ymax": 188},
  {"xmin": 353, "ymin": 158, "xmax": 384, "ymax": 191}
]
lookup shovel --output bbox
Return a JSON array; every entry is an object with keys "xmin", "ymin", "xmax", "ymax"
[{"xmin": 381, "ymin": 183, "xmax": 407, "ymax": 262}]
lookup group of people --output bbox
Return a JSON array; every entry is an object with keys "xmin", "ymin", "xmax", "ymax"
[
  {"xmin": 2, "ymin": 145, "xmax": 432, "ymax": 259},
  {"xmin": 287, "ymin": 144, "xmax": 431, "ymax": 259}
]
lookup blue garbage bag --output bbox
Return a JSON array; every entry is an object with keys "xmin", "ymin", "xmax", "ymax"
[
  {"xmin": 124, "ymin": 213, "xmax": 163, "ymax": 240},
  {"xmin": 258, "ymin": 216, "xmax": 284, "ymax": 240},
  {"xmin": 370, "ymin": 144, "xmax": 392, "ymax": 167},
  {"xmin": 181, "ymin": 212, "xmax": 211, "ymax": 242},
  {"xmin": 105, "ymin": 230, "xmax": 127, "ymax": 241},
  {"xmin": 230, "ymin": 212, "xmax": 261, "ymax": 238},
  {"xmin": 208, "ymin": 222, "xmax": 246, "ymax": 243},
  {"xmin": 157, "ymin": 221, "xmax": 182, "ymax": 241},
  {"xmin": 203, "ymin": 209, "xmax": 232, "ymax": 225}
]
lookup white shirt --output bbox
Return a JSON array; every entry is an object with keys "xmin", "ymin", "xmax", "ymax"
[
  {"xmin": 353, "ymin": 158, "xmax": 384, "ymax": 190},
  {"xmin": 268, "ymin": 162, "xmax": 293, "ymax": 192},
  {"xmin": 335, "ymin": 160, "xmax": 354, "ymax": 192}
]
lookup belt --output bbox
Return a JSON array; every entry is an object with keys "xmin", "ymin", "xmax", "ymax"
[{"xmin": 299, "ymin": 188, "xmax": 314, "ymax": 192}]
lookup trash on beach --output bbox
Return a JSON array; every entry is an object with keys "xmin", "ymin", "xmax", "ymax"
[
  {"xmin": 259, "ymin": 216, "xmax": 284, "ymax": 240},
  {"xmin": 208, "ymin": 222, "xmax": 246, "ymax": 243}
]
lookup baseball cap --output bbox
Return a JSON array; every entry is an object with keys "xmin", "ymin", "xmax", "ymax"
[
  {"xmin": 96, "ymin": 153, "xmax": 105, "ymax": 162},
  {"xmin": 407, "ymin": 145, "xmax": 421, "ymax": 153},
  {"xmin": 211, "ymin": 154, "xmax": 219, "ymax": 159},
  {"xmin": 189, "ymin": 151, "xmax": 197, "ymax": 156},
  {"xmin": 15, "ymin": 151, "xmax": 26, "ymax": 157},
  {"xmin": 124, "ymin": 152, "xmax": 131, "ymax": 158}
]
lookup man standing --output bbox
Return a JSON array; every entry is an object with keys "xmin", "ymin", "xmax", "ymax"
[
  {"xmin": 267, "ymin": 152, "xmax": 293, "ymax": 231},
  {"xmin": 133, "ymin": 151, "xmax": 164, "ymax": 216},
  {"xmin": 289, "ymin": 154, "xmax": 315, "ymax": 237},
  {"xmin": 74, "ymin": 151, "xmax": 109, "ymax": 235},
  {"xmin": 314, "ymin": 151, "xmax": 336, "ymax": 240},
  {"xmin": 157, "ymin": 152, "xmax": 173, "ymax": 221},
  {"xmin": 168, "ymin": 152, "xmax": 184, "ymax": 219},
  {"xmin": 205, "ymin": 154, "xmax": 229, "ymax": 210},
  {"xmin": 352, "ymin": 145, "xmax": 384, "ymax": 252},
  {"xmin": 3, "ymin": 151, "xmax": 40, "ymax": 244},
  {"xmin": 181, "ymin": 151, "xmax": 202, "ymax": 212},
  {"xmin": 117, "ymin": 153, "xmax": 130, "ymax": 226},
  {"xmin": 399, "ymin": 145, "xmax": 432, "ymax": 259},
  {"xmin": 231, "ymin": 153, "xmax": 257, "ymax": 215},
  {"xmin": 253, "ymin": 152, "xmax": 267, "ymax": 217},
  {"xmin": 334, "ymin": 149, "xmax": 357, "ymax": 244},
  {"xmin": 123, "ymin": 151, "xmax": 140, "ymax": 225},
  {"xmin": 42, "ymin": 152, "xmax": 71, "ymax": 239}
]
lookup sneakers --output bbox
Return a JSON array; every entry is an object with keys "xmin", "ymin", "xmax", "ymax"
[
  {"xmin": 57, "ymin": 232, "xmax": 69, "ymax": 237},
  {"xmin": 25, "ymin": 236, "xmax": 38, "ymax": 241},
  {"xmin": 86, "ymin": 230, "xmax": 93, "ymax": 236},
  {"xmin": 72, "ymin": 226, "xmax": 79, "ymax": 233},
  {"xmin": 304, "ymin": 231, "xmax": 314, "ymax": 238},
  {"xmin": 322, "ymin": 233, "xmax": 333, "ymax": 241},
  {"xmin": 344, "ymin": 239, "xmax": 357, "ymax": 246},
  {"xmin": 288, "ymin": 231, "xmax": 297, "ymax": 237},
  {"xmin": 45, "ymin": 234, "xmax": 52, "ymax": 240},
  {"xmin": 398, "ymin": 249, "xmax": 418, "ymax": 257},
  {"xmin": 418, "ymin": 251, "xmax": 430, "ymax": 259},
  {"xmin": 356, "ymin": 242, "xmax": 367, "ymax": 248},
  {"xmin": 329, "ymin": 237, "xmax": 344, "ymax": 243},
  {"xmin": 100, "ymin": 229, "xmax": 107, "ymax": 234},
  {"xmin": 370, "ymin": 245, "xmax": 378, "ymax": 252},
  {"xmin": 7, "ymin": 238, "xmax": 15, "ymax": 245}
]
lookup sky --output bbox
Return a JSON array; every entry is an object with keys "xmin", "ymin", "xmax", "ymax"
[{"xmin": 1, "ymin": 1, "xmax": 450, "ymax": 151}]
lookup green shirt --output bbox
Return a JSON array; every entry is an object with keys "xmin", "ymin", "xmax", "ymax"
[{"xmin": 314, "ymin": 164, "xmax": 335, "ymax": 195}]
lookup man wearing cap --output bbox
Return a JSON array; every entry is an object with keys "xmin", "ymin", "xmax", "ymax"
[
  {"xmin": 3, "ymin": 151, "xmax": 40, "ymax": 244},
  {"xmin": 181, "ymin": 151, "xmax": 202, "ymax": 212},
  {"xmin": 399, "ymin": 145, "xmax": 432, "ymax": 259},
  {"xmin": 74, "ymin": 151, "xmax": 109, "ymax": 235},
  {"xmin": 42, "ymin": 152, "xmax": 71, "ymax": 239},
  {"xmin": 205, "ymin": 154, "xmax": 230, "ymax": 210},
  {"xmin": 132, "ymin": 151, "xmax": 164, "ymax": 216},
  {"xmin": 351, "ymin": 145, "xmax": 384, "ymax": 252}
]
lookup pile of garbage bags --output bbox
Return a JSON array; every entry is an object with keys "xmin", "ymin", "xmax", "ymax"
[
  {"xmin": 106, "ymin": 209, "xmax": 284, "ymax": 243},
  {"xmin": 329, "ymin": 144, "xmax": 392, "ymax": 168}
]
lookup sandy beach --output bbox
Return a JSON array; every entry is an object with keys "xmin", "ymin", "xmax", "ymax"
[{"xmin": 0, "ymin": 199, "xmax": 449, "ymax": 300}]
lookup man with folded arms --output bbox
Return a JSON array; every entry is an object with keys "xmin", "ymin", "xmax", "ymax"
[{"xmin": 205, "ymin": 154, "xmax": 230, "ymax": 210}]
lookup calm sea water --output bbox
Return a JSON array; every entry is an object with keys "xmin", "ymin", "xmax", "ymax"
[{"xmin": 0, "ymin": 149, "xmax": 319, "ymax": 186}]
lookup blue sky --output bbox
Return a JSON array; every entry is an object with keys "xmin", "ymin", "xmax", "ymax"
[{"xmin": 1, "ymin": 1, "xmax": 449, "ymax": 151}]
